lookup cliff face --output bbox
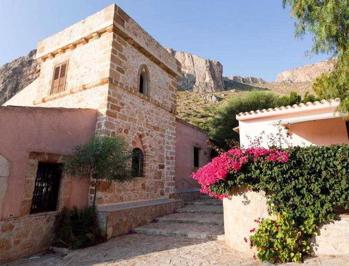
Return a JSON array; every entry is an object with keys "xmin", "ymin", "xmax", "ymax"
[
  {"xmin": 0, "ymin": 50, "xmax": 39, "ymax": 105},
  {"xmin": 276, "ymin": 60, "xmax": 335, "ymax": 83},
  {"xmin": 167, "ymin": 49, "xmax": 225, "ymax": 92},
  {"xmin": 227, "ymin": 75, "xmax": 266, "ymax": 84}
]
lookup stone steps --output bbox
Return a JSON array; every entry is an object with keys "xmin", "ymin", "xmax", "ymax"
[
  {"xmin": 177, "ymin": 204, "xmax": 223, "ymax": 214},
  {"xmin": 157, "ymin": 212, "xmax": 224, "ymax": 225},
  {"xmin": 134, "ymin": 197, "xmax": 224, "ymax": 241},
  {"xmin": 134, "ymin": 222, "xmax": 224, "ymax": 240}
]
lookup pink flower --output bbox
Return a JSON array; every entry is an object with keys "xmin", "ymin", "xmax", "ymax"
[{"xmin": 192, "ymin": 147, "xmax": 289, "ymax": 198}]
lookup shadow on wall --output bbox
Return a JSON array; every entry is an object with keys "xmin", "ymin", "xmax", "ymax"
[{"xmin": 288, "ymin": 118, "xmax": 349, "ymax": 146}]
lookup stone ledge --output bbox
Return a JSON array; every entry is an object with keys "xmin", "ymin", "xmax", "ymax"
[
  {"xmin": 33, "ymin": 78, "xmax": 109, "ymax": 105},
  {"xmin": 97, "ymin": 198, "xmax": 183, "ymax": 239},
  {"xmin": 97, "ymin": 198, "xmax": 181, "ymax": 213}
]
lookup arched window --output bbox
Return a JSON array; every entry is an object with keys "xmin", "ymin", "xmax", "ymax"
[
  {"xmin": 138, "ymin": 65, "xmax": 149, "ymax": 95},
  {"xmin": 132, "ymin": 148, "xmax": 144, "ymax": 177}
]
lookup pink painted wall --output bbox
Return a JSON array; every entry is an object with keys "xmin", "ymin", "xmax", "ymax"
[
  {"xmin": 0, "ymin": 106, "xmax": 97, "ymax": 219},
  {"xmin": 175, "ymin": 119, "xmax": 211, "ymax": 191},
  {"xmin": 288, "ymin": 118, "xmax": 349, "ymax": 146}
]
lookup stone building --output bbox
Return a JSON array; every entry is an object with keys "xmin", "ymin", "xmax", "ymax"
[{"xmin": 0, "ymin": 5, "xmax": 210, "ymax": 262}]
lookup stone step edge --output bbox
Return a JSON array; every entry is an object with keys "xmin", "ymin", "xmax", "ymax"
[
  {"xmin": 97, "ymin": 198, "xmax": 183, "ymax": 213},
  {"xmin": 156, "ymin": 217, "xmax": 223, "ymax": 226},
  {"xmin": 186, "ymin": 203, "xmax": 223, "ymax": 207},
  {"xmin": 176, "ymin": 209, "xmax": 223, "ymax": 214},
  {"xmin": 134, "ymin": 227, "xmax": 221, "ymax": 240}
]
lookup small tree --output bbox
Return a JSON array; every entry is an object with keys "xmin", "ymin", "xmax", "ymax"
[{"xmin": 65, "ymin": 136, "xmax": 132, "ymax": 207}]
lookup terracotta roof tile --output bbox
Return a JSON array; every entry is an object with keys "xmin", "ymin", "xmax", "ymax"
[{"xmin": 236, "ymin": 98, "xmax": 340, "ymax": 120}]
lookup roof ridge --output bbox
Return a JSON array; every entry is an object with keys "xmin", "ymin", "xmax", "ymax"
[{"xmin": 236, "ymin": 98, "xmax": 340, "ymax": 118}]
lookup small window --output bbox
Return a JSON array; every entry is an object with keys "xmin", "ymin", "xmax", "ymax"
[
  {"xmin": 30, "ymin": 162, "xmax": 62, "ymax": 214},
  {"xmin": 132, "ymin": 148, "xmax": 144, "ymax": 177},
  {"xmin": 194, "ymin": 147, "xmax": 200, "ymax": 168},
  {"xmin": 51, "ymin": 62, "xmax": 68, "ymax": 95},
  {"xmin": 138, "ymin": 65, "xmax": 149, "ymax": 95}
]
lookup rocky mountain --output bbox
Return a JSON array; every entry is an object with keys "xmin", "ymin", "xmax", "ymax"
[
  {"xmin": 167, "ymin": 49, "xmax": 225, "ymax": 92},
  {"xmin": 0, "ymin": 50, "xmax": 39, "ymax": 105},
  {"xmin": 226, "ymin": 75, "xmax": 266, "ymax": 84},
  {"xmin": 167, "ymin": 48, "xmax": 267, "ymax": 93},
  {"xmin": 276, "ymin": 60, "xmax": 335, "ymax": 83}
]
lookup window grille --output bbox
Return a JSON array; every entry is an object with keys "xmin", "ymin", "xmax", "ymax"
[{"xmin": 30, "ymin": 162, "xmax": 62, "ymax": 214}]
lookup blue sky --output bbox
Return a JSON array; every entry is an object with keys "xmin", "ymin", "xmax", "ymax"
[{"xmin": 0, "ymin": 0, "xmax": 330, "ymax": 81}]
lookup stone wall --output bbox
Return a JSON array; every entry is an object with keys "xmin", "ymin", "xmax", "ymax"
[
  {"xmin": 3, "ymin": 0, "xmax": 180, "ymax": 219},
  {"xmin": 314, "ymin": 215, "xmax": 349, "ymax": 256},
  {"xmin": 223, "ymin": 189, "xmax": 349, "ymax": 257},
  {"xmin": 35, "ymin": 30, "xmax": 113, "ymax": 106},
  {"xmin": 0, "ymin": 212, "xmax": 56, "ymax": 263},
  {"xmin": 93, "ymin": 6, "xmax": 179, "ymax": 204},
  {"xmin": 98, "ymin": 199, "xmax": 183, "ymax": 239},
  {"xmin": 8, "ymin": 5, "xmax": 180, "ymax": 206},
  {"xmin": 223, "ymin": 190, "xmax": 269, "ymax": 256}
]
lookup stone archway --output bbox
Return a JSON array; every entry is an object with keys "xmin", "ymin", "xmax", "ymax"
[{"xmin": 0, "ymin": 154, "xmax": 9, "ymax": 218}]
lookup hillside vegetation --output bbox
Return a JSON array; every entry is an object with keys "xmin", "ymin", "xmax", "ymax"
[{"xmin": 176, "ymin": 80, "xmax": 313, "ymax": 132}]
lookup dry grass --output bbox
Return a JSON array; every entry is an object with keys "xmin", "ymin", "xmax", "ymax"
[{"xmin": 176, "ymin": 81, "xmax": 313, "ymax": 130}]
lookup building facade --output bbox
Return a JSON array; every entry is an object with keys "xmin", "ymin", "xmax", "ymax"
[
  {"xmin": 236, "ymin": 99, "xmax": 349, "ymax": 148},
  {"xmin": 1, "ymin": 5, "xmax": 210, "ymax": 262}
]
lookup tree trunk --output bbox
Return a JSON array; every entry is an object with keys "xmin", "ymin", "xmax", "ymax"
[
  {"xmin": 93, "ymin": 180, "xmax": 97, "ymax": 208},
  {"xmin": 90, "ymin": 172, "xmax": 97, "ymax": 208}
]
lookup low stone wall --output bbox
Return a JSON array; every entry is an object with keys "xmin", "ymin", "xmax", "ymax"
[
  {"xmin": 223, "ymin": 190, "xmax": 349, "ymax": 257},
  {"xmin": 0, "ymin": 212, "xmax": 57, "ymax": 263},
  {"xmin": 314, "ymin": 214, "xmax": 349, "ymax": 256},
  {"xmin": 97, "ymin": 198, "xmax": 183, "ymax": 239},
  {"xmin": 223, "ymin": 190, "xmax": 269, "ymax": 255}
]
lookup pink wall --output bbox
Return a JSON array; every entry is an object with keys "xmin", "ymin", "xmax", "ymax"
[
  {"xmin": 175, "ymin": 119, "xmax": 211, "ymax": 191},
  {"xmin": 289, "ymin": 118, "xmax": 349, "ymax": 146},
  {"xmin": 0, "ymin": 106, "xmax": 97, "ymax": 219}
]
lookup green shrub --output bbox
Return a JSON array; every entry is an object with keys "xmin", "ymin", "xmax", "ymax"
[
  {"xmin": 54, "ymin": 207, "xmax": 104, "ymax": 249},
  {"xmin": 250, "ymin": 213, "xmax": 313, "ymax": 263},
  {"xmin": 210, "ymin": 145, "xmax": 349, "ymax": 262}
]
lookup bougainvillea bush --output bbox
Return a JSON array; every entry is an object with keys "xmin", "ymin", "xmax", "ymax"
[{"xmin": 192, "ymin": 146, "xmax": 349, "ymax": 263}]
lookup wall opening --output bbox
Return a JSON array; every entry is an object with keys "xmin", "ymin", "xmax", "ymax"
[
  {"xmin": 138, "ymin": 65, "xmax": 149, "ymax": 96},
  {"xmin": 30, "ymin": 162, "xmax": 63, "ymax": 214},
  {"xmin": 193, "ymin": 146, "xmax": 200, "ymax": 168},
  {"xmin": 132, "ymin": 148, "xmax": 144, "ymax": 177}
]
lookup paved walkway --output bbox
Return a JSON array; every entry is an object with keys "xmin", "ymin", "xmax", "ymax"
[
  {"xmin": 9, "ymin": 234, "xmax": 349, "ymax": 266},
  {"xmin": 7, "ymin": 197, "xmax": 349, "ymax": 266}
]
